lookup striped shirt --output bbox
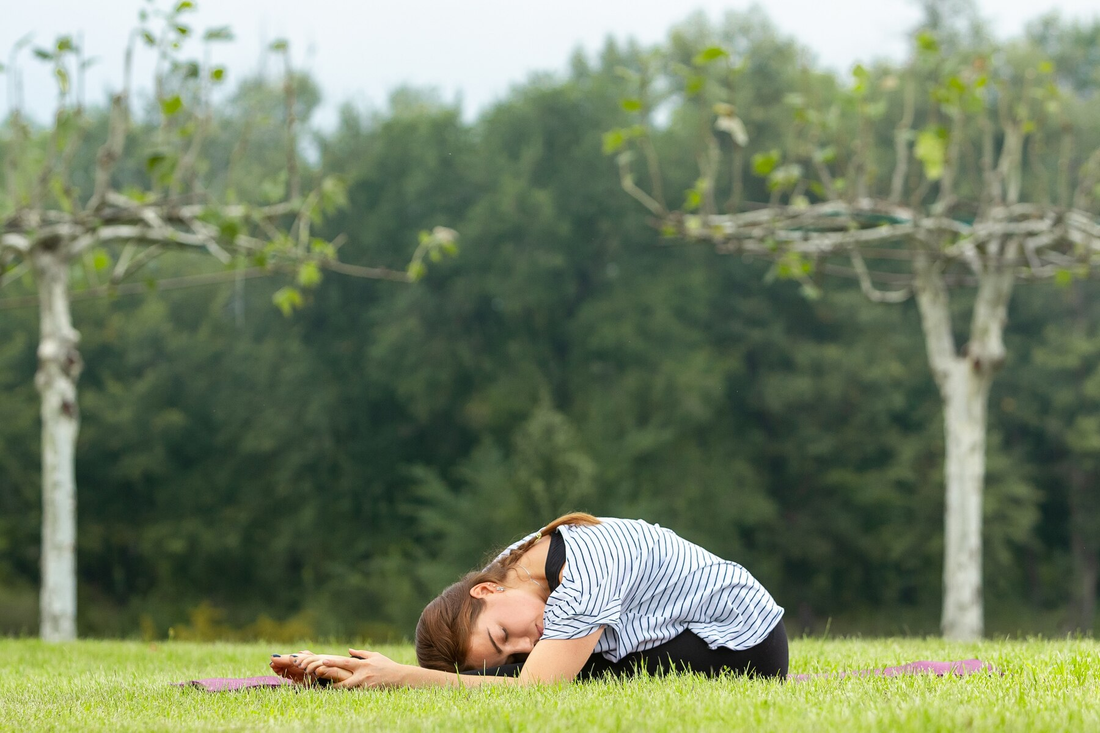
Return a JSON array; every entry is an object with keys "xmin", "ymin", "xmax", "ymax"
[{"xmin": 495, "ymin": 517, "xmax": 784, "ymax": 663}]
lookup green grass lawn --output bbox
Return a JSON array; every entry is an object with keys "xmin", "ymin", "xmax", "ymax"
[{"xmin": 3, "ymin": 637, "xmax": 1098, "ymax": 731}]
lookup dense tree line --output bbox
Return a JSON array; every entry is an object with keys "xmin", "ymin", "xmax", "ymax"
[{"xmin": 1, "ymin": 7, "xmax": 1097, "ymax": 640}]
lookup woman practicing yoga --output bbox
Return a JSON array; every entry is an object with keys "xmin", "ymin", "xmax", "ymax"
[{"xmin": 270, "ymin": 514, "xmax": 787, "ymax": 688}]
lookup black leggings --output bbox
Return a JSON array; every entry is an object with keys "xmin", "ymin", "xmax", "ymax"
[{"xmin": 461, "ymin": 619, "xmax": 788, "ymax": 681}]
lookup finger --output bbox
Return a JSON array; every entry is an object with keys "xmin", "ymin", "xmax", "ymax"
[
  {"xmin": 317, "ymin": 656, "xmax": 358, "ymax": 671},
  {"xmin": 306, "ymin": 657, "xmax": 338, "ymax": 676},
  {"xmin": 270, "ymin": 656, "xmax": 306, "ymax": 680},
  {"xmin": 315, "ymin": 665, "xmax": 353, "ymax": 683},
  {"xmin": 271, "ymin": 662, "xmax": 303, "ymax": 678},
  {"xmin": 333, "ymin": 673, "xmax": 365, "ymax": 690},
  {"xmin": 294, "ymin": 654, "xmax": 319, "ymax": 670},
  {"xmin": 348, "ymin": 648, "xmax": 373, "ymax": 659}
]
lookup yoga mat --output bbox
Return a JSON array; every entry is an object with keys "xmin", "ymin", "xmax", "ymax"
[
  {"xmin": 179, "ymin": 659, "xmax": 999, "ymax": 691},
  {"xmin": 787, "ymin": 658, "xmax": 999, "ymax": 682}
]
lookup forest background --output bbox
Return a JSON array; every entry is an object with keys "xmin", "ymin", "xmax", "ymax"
[{"xmin": 2, "ymin": 4, "xmax": 1099, "ymax": 642}]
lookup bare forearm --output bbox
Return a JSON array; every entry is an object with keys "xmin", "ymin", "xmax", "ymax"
[{"xmin": 397, "ymin": 664, "xmax": 519, "ymax": 688}]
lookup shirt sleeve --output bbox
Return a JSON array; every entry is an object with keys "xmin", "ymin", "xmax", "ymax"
[{"xmin": 540, "ymin": 569, "xmax": 623, "ymax": 640}]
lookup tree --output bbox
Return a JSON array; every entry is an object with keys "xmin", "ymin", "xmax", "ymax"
[
  {"xmin": 607, "ymin": 21, "xmax": 1100, "ymax": 639},
  {"xmin": 0, "ymin": 2, "xmax": 455, "ymax": 641}
]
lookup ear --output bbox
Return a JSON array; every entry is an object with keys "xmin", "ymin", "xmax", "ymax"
[{"xmin": 469, "ymin": 582, "xmax": 500, "ymax": 599}]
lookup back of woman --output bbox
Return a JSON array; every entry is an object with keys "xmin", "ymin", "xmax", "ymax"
[{"xmin": 530, "ymin": 517, "xmax": 784, "ymax": 663}]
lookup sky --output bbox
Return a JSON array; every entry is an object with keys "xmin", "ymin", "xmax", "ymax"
[{"xmin": 3, "ymin": 0, "xmax": 1098, "ymax": 128}]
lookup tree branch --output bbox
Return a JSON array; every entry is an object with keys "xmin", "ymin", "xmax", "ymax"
[{"xmin": 849, "ymin": 248, "xmax": 913, "ymax": 303}]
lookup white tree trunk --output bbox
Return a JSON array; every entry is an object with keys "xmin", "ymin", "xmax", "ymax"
[
  {"xmin": 939, "ymin": 361, "xmax": 990, "ymax": 641},
  {"xmin": 913, "ymin": 244, "xmax": 1015, "ymax": 641},
  {"xmin": 33, "ymin": 246, "xmax": 82, "ymax": 642}
]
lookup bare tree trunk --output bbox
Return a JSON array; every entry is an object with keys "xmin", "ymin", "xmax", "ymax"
[
  {"xmin": 913, "ymin": 244, "xmax": 1014, "ymax": 641},
  {"xmin": 33, "ymin": 245, "xmax": 82, "ymax": 642},
  {"xmin": 939, "ymin": 360, "xmax": 990, "ymax": 640}
]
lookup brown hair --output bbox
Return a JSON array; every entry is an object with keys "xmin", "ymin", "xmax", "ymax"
[{"xmin": 415, "ymin": 512, "xmax": 601, "ymax": 672}]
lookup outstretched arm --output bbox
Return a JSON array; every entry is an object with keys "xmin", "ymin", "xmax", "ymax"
[{"xmin": 301, "ymin": 629, "xmax": 603, "ymax": 689}]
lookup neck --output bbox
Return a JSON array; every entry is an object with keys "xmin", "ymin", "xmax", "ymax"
[{"xmin": 509, "ymin": 538, "xmax": 551, "ymax": 596}]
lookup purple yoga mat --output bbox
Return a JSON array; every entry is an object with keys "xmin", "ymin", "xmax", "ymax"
[
  {"xmin": 177, "ymin": 675, "xmax": 291, "ymax": 692},
  {"xmin": 787, "ymin": 658, "xmax": 999, "ymax": 682},
  {"xmin": 178, "ymin": 659, "xmax": 999, "ymax": 691}
]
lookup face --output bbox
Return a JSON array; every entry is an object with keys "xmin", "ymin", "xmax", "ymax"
[{"xmin": 464, "ymin": 583, "xmax": 546, "ymax": 670}]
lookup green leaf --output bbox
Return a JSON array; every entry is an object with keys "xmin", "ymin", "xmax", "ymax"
[
  {"xmin": 142, "ymin": 31, "xmax": 157, "ymax": 47},
  {"xmin": 92, "ymin": 249, "xmax": 110, "ymax": 272},
  {"xmin": 56, "ymin": 36, "xmax": 74, "ymax": 53},
  {"xmin": 146, "ymin": 152, "xmax": 168, "ymax": 173},
  {"xmin": 297, "ymin": 261, "xmax": 322, "ymax": 289},
  {"xmin": 175, "ymin": 25, "xmax": 190, "ymax": 36},
  {"xmin": 55, "ymin": 67, "xmax": 69, "ymax": 94},
  {"xmin": 1038, "ymin": 60, "xmax": 1054, "ymax": 75},
  {"xmin": 1054, "ymin": 269, "xmax": 1073, "ymax": 287},
  {"xmin": 914, "ymin": 128, "xmax": 947, "ymax": 181},
  {"xmin": 217, "ymin": 218, "xmax": 241, "ymax": 241},
  {"xmin": 602, "ymin": 129, "xmax": 626, "ymax": 156},
  {"xmin": 33, "ymin": 48, "xmax": 54, "ymax": 61},
  {"xmin": 683, "ymin": 188, "xmax": 702, "ymax": 212},
  {"xmin": 621, "ymin": 98, "xmax": 643, "ymax": 112},
  {"xmin": 692, "ymin": 46, "xmax": 729, "ymax": 66},
  {"xmin": 309, "ymin": 238, "xmax": 337, "ymax": 259},
  {"xmin": 210, "ymin": 66, "xmax": 226, "ymax": 81},
  {"xmin": 160, "ymin": 95, "xmax": 183, "ymax": 116},
  {"xmin": 916, "ymin": 31, "xmax": 939, "ymax": 54},
  {"xmin": 269, "ymin": 39, "xmax": 289, "ymax": 52},
  {"xmin": 685, "ymin": 75, "xmax": 705, "ymax": 96},
  {"xmin": 272, "ymin": 286, "xmax": 303, "ymax": 317},
  {"xmin": 175, "ymin": 0, "xmax": 195, "ymax": 12},
  {"xmin": 751, "ymin": 150, "xmax": 781, "ymax": 177},
  {"xmin": 204, "ymin": 26, "xmax": 235, "ymax": 42}
]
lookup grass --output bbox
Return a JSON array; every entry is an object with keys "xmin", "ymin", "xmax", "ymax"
[{"xmin": 3, "ymin": 637, "xmax": 1098, "ymax": 731}]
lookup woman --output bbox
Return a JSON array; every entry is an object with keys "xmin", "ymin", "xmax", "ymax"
[{"xmin": 271, "ymin": 514, "xmax": 787, "ymax": 688}]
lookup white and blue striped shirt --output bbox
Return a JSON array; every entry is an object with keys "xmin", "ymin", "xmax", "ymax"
[{"xmin": 496, "ymin": 517, "xmax": 784, "ymax": 663}]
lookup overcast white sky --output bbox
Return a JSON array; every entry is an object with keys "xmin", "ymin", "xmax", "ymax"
[{"xmin": 3, "ymin": 0, "xmax": 1098, "ymax": 127}]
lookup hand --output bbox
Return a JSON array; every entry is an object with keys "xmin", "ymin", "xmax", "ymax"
[
  {"xmin": 270, "ymin": 650, "xmax": 350, "ymax": 686},
  {"xmin": 305, "ymin": 647, "xmax": 404, "ymax": 689}
]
